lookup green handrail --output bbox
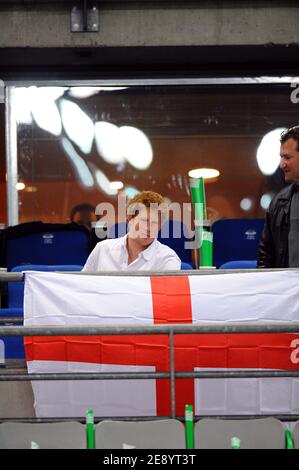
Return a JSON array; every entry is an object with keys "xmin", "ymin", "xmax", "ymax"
[
  {"xmin": 185, "ymin": 404, "xmax": 194, "ymax": 449},
  {"xmin": 285, "ymin": 429, "xmax": 294, "ymax": 449},
  {"xmin": 86, "ymin": 409, "xmax": 95, "ymax": 449},
  {"xmin": 189, "ymin": 177, "xmax": 213, "ymax": 267}
]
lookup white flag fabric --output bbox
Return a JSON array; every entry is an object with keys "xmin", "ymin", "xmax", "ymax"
[{"xmin": 23, "ymin": 270, "xmax": 299, "ymax": 418}]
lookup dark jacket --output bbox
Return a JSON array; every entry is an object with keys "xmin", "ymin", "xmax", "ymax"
[{"xmin": 257, "ymin": 184, "xmax": 295, "ymax": 268}]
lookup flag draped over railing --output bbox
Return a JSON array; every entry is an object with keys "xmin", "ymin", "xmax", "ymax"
[{"xmin": 24, "ymin": 270, "xmax": 299, "ymax": 418}]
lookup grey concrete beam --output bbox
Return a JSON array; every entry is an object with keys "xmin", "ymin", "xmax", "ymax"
[
  {"xmin": 0, "ymin": 0, "xmax": 297, "ymax": 4},
  {"xmin": 0, "ymin": 3, "xmax": 298, "ymax": 48}
]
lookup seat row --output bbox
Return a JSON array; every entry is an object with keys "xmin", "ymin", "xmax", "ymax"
[
  {"xmin": 0, "ymin": 218, "xmax": 265, "ymax": 270},
  {"xmin": 0, "ymin": 417, "xmax": 298, "ymax": 449}
]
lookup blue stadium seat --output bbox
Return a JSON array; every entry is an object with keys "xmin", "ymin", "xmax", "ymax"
[
  {"xmin": 212, "ymin": 218, "xmax": 264, "ymax": 269},
  {"xmin": 158, "ymin": 220, "xmax": 193, "ymax": 265},
  {"xmin": 181, "ymin": 262, "xmax": 193, "ymax": 270},
  {"xmin": 0, "ymin": 264, "xmax": 83, "ymax": 360},
  {"xmin": 3, "ymin": 222, "xmax": 91, "ymax": 271},
  {"xmin": 219, "ymin": 260, "xmax": 257, "ymax": 269}
]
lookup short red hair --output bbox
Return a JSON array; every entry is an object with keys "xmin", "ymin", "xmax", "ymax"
[{"xmin": 127, "ymin": 191, "xmax": 166, "ymax": 220}]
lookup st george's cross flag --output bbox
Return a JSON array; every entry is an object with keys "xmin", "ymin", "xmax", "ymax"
[{"xmin": 24, "ymin": 270, "xmax": 299, "ymax": 418}]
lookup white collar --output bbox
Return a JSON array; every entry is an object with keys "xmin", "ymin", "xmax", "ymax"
[{"xmin": 122, "ymin": 235, "xmax": 158, "ymax": 260}]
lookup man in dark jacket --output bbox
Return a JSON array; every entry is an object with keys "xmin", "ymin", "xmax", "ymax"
[{"xmin": 258, "ymin": 126, "xmax": 299, "ymax": 268}]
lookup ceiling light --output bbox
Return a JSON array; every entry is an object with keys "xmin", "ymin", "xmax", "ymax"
[
  {"xmin": 188, "ymin": 168, "xmax": 220, "ymax": 180},
  {"xmin": 16, "ymin": 182, "xmax": 25, "ymax": 191},
  {"xmin": 110, "ymin": 181, "xmax": 124, "ymax": 190}
]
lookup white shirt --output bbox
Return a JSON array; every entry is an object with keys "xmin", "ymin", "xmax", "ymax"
[{"xmin": 82, "ymin": 235, "xmax": 181, "ymax": 272}]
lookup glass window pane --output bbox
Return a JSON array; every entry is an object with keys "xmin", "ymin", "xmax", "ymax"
[{"xmin": 14, "ymin": 83, "xmax": 298, "ymax": 228}]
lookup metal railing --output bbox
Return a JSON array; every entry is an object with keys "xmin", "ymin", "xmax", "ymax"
[
  {"xmin": 1, "ymin": 322, "xmax": 299, "ymax": 421},
  {"xmin": 2, "ymin": 267, "xmax": 299, "ymax": 283},
  {"xmin": 1, "ymin": 269, "xmax": 299, "ymax": 422}
]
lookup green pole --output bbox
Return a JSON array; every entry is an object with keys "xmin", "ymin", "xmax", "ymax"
[
  {"xmin": 86, "ymin": 409, "xmax": 95, "ymax": 449},
  {"xmin": 231, "ymin": 436, "xmax": 241, "ymax": 449},
  {"xmin": 285, "ymin": 429, "xmax": 294, "ymax": 449},
  {"xmin": 190, "ymin": 177, "xmax": 206, "ymax": 222},
  {"xmin": 198, "ymin": 177, "xmax": 207, "ymax": 221},
  {"xmin": 185, "ymin": 404, "xmax": 194, "ymax": 449},
  {"xmin": 189, "ymin": 177, "xmax": 213, "ymax": 267},
  {"xmin": 201, "ymin": 231, "xmax": 213, "ymax": 267}
]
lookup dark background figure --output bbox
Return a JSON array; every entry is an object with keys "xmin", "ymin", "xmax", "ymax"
[
  {"xmin": 70, "ymin": 203, "xmax": 96, "ymax": 231},
  {"xmin": 258, "ymin": 126, "xmax": 299, "ymax": 268}
]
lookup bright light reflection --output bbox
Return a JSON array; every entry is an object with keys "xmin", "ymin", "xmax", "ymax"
[
  {"xmin": 93, "ymin": 169, "xmax": 118, "ymax": 196},
  {"xmin": 260, "ymin": 193, "xmax": 273, "ymax": 210},
  {"xmin": 60, "ymin": 99, "xmax": 94, "ymax": 154},
  {"xmin": 14, "ymin": 87, "xmax": 65, "ymax": 134},
  {"xmin": 31, "ymin": 87, "xmax": 62, "ymax": 136},
  {"xmin": 69, "ymin": 87, "xmax": 102, "ymax": 99},
  {"xmin": 69, "ymin": 87, "xmax": 128, "ymax": 99},
  {"xmin": 16, "ymin": 182, "xmax": 25, "ymax": 191},
  {"xmin": 14, "ymin": 88, "xmax": 33, "ymax": 125},
  {"xmin": 61, "ymin": 138, "xmax": 94, "ymax": 188},
  {"xmin": 256, "ymin": 128, "xmax": 287, "ymax": 175},
  {"xmin": 95, "ymin": 121, "xmax": 125, "ymax": 164},
  {"xmin": 38, "ymin": 87, "xmax": 66, "ymax": 101},
  {"xmin": 110, "ymin": 181, "xmax": 124, "ymax": 190},
  {"xmin": 240, "ymin": 198, "xmax": 252, "ymax": 211},
  {"xmin": 120, "ymin": 126, "xmax": 153, "ymax": 170},
  {"xmin": 125, "ymin": 186, "xmax": 140, "ymax": 199}
]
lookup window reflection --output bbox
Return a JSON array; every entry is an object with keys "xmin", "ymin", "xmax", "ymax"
[{"xmin": 14, "ymin": 84, "xmax": 297, "ymax": 225}]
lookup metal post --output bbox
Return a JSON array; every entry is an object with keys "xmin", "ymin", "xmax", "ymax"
[
  {"xmin": 5, "ymin": 86, "xmax": 19, "ymax": 226},
  {"xmin": 169, "ymin": 330, "xmax": 176, "ymax": 419}
]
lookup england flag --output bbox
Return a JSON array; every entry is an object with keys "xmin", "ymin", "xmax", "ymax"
[{"xmin": 24, "ymin": 270, "xmax": 299, "ymax": 417}]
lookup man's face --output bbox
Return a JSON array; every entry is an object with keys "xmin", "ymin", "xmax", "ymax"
[
  {"xmin": 128, "ymin": 208, "xmax": 160, "ymax": 246},
  {"xmin": 280, "ymin": 138, "xmax": 299, "ymax": 183}
]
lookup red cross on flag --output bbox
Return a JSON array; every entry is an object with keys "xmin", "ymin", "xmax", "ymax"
[{"xmin": 24, "ymin": 270, "xmax": 299, "ymax": 418}]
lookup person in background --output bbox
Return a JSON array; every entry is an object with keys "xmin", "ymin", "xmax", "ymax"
[
  {"xmin": 82, "ymin": 191, "xmax": 181, "ymax": 271},
  {"xmin": 70, "ymin": 203, "xmax": 96, "ymax": 231},
  {"xmin": 258, "ymin": 126, "xmax": 299, "ymax": 267}
]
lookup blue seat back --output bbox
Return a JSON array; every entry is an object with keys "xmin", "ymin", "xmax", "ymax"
[
  {"xmin": 181, "ymin": 262, "xmax": 193, "ymax": 270},
  {"xmin": 219, "ymin": 260, "xmax": 257, "ymax": 269},
  {"xmin": 8, "ymin": 265, "xmax": 83, "ymax": 308},
  {"xmin": 212, "ymin": 218, "xmax": 264, "ymax": 268},
  {"xmin": 4, "ymin": 223, "xmax": 90, "ymax": 271},
  {"xmin": 1, "ymin": 265, "xmax": 83, "ymax": 360},
  {"xmin": 158, "ymin": 220, "xmax": 193, "ymax": 264}
]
